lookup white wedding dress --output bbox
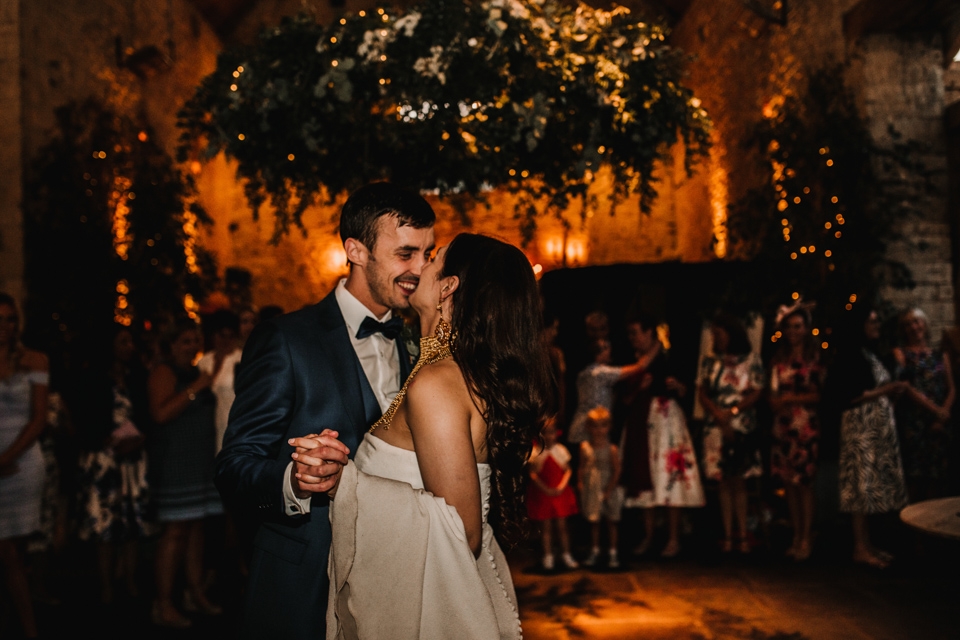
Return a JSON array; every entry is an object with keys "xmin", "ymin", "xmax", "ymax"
[{"xmin": 327, "ymin": 434, "xmax": 522, "ymax": 640}]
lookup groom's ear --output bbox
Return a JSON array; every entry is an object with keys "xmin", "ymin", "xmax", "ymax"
[{"xmin": 344, "ymin": 238, "xmax": 368, "ymax": 267}]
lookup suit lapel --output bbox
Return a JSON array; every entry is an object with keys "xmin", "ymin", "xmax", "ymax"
[
  {"xmin": 396, "ymin": 335, "xmax": 414, "ymax": 381},
  {"xmin": 316, "ymin": 294, "xmax": 369, "ymax": 432}
]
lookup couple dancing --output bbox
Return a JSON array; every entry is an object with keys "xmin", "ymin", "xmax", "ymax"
[{"xmin": 216, "ymin": 183, "xmax": 553, "ymax": 639}]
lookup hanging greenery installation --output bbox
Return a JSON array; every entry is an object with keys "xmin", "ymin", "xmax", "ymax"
[{"xmin": 177, "ymin": 0, "xmax": 712, "ymax": 241}]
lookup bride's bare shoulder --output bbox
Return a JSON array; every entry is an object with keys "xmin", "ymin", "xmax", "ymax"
[{"xmin": 406, "ymin": 359, "xmax": 472, "ymax": 412}]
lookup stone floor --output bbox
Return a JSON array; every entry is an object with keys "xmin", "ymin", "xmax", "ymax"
[
  {"xmin": 512, "ymin": 549, "xmax": 958, "ymax": 640},
  {"xmin": 5, "ymin": 509, "xmax": 958, "ymax": 639}
]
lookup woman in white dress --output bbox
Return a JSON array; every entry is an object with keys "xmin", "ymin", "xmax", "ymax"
[{"xmin": 296, "ymin": 233, "xmax": 553, "ymax": 640}]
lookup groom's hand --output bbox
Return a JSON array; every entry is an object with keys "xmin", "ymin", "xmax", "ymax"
[{"xmin": 289, "ymin": 430, "xmax": 350, "ymax": 498}]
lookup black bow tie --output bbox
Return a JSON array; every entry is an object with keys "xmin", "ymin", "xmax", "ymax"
[{"xmin": 356, "ymin": 315, "xmax": 404, "ymax": 340}]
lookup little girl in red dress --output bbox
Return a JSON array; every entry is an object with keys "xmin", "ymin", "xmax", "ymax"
[{"xmin": 527, "ymin": 418, "xmax": 579, "ymax": 570}]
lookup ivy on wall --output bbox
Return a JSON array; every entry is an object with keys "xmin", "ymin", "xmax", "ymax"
[
  {"xmin": 177, "ymin": 0, "xmax": 712, "ymax": 241},
  {"xmin": 23, "ymin": 99, "xmax": 216, "ymax": 356},
  {"xmin": 725, "ymin": 67, "xmax": 936, "ymax": 332}
]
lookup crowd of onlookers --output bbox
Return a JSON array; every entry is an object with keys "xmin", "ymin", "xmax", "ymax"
[
  {"xmin": 527, "ymin": 302, "xmax": 957, "ymax": 573},
  {"xmin": 0, "ymin": 294, "xmax": 283, "ymax": 635},
  {"xmin": 0, "ymin": 289, "xmax": 957, "ymax": 636}
]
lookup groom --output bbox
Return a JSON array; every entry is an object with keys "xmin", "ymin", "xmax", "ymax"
[{"xmin": 215, "ymin": 182, "xmax": 436, "ymax": 639}]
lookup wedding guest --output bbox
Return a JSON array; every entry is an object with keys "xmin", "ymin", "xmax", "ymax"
[
  {"xmin": 697, "ymin": 312, "xmax": 764, "ymax": 553},
  {"xmin": 147, "ymin": 318, "xmax": 222, "ymax": 627},
  {"xmin": 528, "ymin": 417, "xmax": 579, "ymax": 570},
  {"xmin": 237, "ymin": 305, "xmax": 258, "ymax": 346},
  {"xmin": 198, "ymin": 309, "xmax": 242, "ymax": 455},
  {"xmin": 567, "ymin": 339, "xmax": 651, "ymax": 445},
  {"xmin": 74, "ymin": 325, "xmax": 152, "ymax": 604},
  {"xmin": 623, "ymin": 316, "xmax": 705, "ymax": 558},
  {"xmin": 584, "ymin": 310, "xmax": 610, "ymax": 343},
  {"xmin": 893, "ymin": 307, "xmax": 955, "ymax": 501},
  {"xmin": 542, "ymin": 309, "xmax": 567, "ymax": 425},
  {"xmin": 0, "ymin": 293, "xmax": 49, "ymax": 638},
  {"xmin": 578, "ymin": 407, "xmax": 623, "ymax": 568},
  {"xmin": 768, "ymin": 304, "xmax": 824, "ymax": 561},
  {"xmin": 825, "ymin": 305, "xmax": 908, "ymax": 568}
]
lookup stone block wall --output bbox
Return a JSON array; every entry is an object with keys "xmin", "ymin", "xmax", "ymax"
[
  {"xmin": 0, "ymin": 0, "xmax": 22, "ymax": 303},
  {"xmin": 850, "ymin": 33, "xmax": 953, "ymax": 342},
  {"xmin": 6, "ymin": 0, "xmax": 958, "ymax": 326},
  {"xmin": 670, "ymin": 0, "xmax": 955, "ymax": 340}
]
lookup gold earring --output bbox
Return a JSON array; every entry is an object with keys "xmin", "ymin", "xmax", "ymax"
[{"xmin": 435, "ymin": 300, "xmax": 451, "ymax": 346}]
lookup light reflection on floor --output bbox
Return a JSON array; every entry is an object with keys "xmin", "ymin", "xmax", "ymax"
[{"xmin": 510, "ymin": 550, "xmax": 956, "ymax": 640}]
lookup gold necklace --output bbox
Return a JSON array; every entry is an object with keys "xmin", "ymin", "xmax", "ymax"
[{"xmin": 370, "ymin": 334, "xmax": 452, "ymax": 432}]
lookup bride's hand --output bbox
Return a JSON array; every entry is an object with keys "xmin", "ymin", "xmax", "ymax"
[{"xmin": 288, "ymin": 430, "xmax": 350, "ymax": 498}]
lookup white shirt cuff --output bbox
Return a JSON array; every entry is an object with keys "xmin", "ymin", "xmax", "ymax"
[{"xmin": 282, "ymin": 461, "xmax": 312, "ymax": 515}]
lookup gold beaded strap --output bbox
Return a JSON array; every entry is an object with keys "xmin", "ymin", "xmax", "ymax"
[{"xmin": 370, "ymin": 335, "xmax": 452, "ymax": 432}]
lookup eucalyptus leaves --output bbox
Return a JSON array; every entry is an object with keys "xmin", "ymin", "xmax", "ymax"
[{"xmin": 178, "ymin": 0, "xmax": 711, "ymax": 241}]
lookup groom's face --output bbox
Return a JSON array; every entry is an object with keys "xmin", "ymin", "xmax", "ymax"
[{"xmin": 365, "ymin": 215, "xmax": 436, "ymax": 312}]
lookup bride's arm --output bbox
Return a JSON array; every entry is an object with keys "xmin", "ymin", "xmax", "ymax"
[{"xmin": 406, "ymin": 362, "xmax": 484, "ymax": 557}]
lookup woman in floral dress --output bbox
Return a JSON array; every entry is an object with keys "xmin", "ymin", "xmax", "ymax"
[
  {"xmin": 827, "ymin": 306, "xmax": 908, "ymax": 569},
  {"xmin": 893, "ymin": 307, "xmax": 954, "ymax": 502},
  {"xmin": 74, "ymin": 326, "xmax": 153, "ymax": 604},
  {"xmin": 768, "ymin": 306, "xmax": 824, "ymax": 561},
  {"xmin": 622, "ymin": 315, "xmax": 704, "ymax": 558},
  {"xmin": 697, "ymin": 313, "xmax": 764, "ymax": 553}
]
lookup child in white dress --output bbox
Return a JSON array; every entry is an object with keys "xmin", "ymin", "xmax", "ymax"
[{"xmin": 578, "ymin": 407, "xmax": 624, "ymax": 568}]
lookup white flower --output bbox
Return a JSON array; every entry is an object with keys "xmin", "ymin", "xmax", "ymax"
[
  {"xmin": 393, "ymin": 11, "xmax": 420, "ymax": 37},
  {"xmin": 357, "ymin": 28, "xmax": 395, "ymax": 63},
  {"xmin": 467, "ymin": 37, "xmax": 479, "ymax": 47},
  {"xmin": 413, "ymin": 45, "xmax": 448, "ymax": 85}
]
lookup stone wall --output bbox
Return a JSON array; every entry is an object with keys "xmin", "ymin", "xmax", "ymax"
[
  {"xmin": 0, "ymin": 0, "xmax": 22, "ymax": 303},
  {"xmin": 8, "ymin": 0, "xmax": 957, "ymax": 326},
  {"xmin": 850, "ymin": 33, "xmax": 953, "ymax": 342},
  {"xmin": 670, "ymin": 0, "xmax": 955, "ymax": 340}
]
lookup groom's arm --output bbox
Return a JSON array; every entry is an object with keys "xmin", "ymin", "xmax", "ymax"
[{"xmin": 216, "ymin": 321, "xmax": 299, "ymax": 521}]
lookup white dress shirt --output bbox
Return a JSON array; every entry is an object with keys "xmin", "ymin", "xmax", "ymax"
[{"xmin": 283, "ymin": 279, "xmax": 402, "ymax": 514}]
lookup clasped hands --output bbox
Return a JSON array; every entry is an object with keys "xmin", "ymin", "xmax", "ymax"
[{"xmin": 288, "ymin": 429, "xmax": 351, "ymax": 500}]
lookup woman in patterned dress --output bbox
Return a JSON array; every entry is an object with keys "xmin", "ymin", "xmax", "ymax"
[
  {"xmin": 74, "ymin": 325, "xmax": 152, "ymax": 604},
  {"xmin": 622, "ymin": 315, "xmax": 704, "ymax": 558},
  {"xmin": 827, "ymin": 306, "xmax": 908, "ymax": 568},
  {"xmin": 147, "ymin": 319, "xmax": 222, "ymax": 627},
  {"xmin": 0, "ymin": 293, "xmax": 49, "ymax": 638},
  {"xmin": 893, "ymin": 307, "xmax": 955, "ymax": 502},
  {"xmin": 697, "ymin": 313, "xmax": 764, "ymax": 553},
  {"xmin": 768, "ymin": 307, "xmax": 824, "ymax": 561}
]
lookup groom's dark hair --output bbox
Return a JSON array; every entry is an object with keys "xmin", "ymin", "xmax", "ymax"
[{"xmin": 339, "ymin": 182, "xmax": 435, "ymax": 251}]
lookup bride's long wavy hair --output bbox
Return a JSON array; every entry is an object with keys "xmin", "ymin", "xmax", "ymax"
[{"xmin": 442, "ymin": 233, "xmax": 554, "ymax": 548}]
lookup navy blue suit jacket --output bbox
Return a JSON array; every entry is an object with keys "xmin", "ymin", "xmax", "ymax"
[{"xmin": 215, "ymin": 291, "xmax": 413, "ymax": 640}]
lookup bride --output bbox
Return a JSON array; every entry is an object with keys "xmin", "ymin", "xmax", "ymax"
[{"xmin": 293, "ymin": 233, "xmax": 553, "ymax": 640}]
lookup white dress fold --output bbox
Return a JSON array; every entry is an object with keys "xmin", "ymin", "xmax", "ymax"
[{"xmin": 327, "ymin": 434, "xmax": 522, "ymax": 640}]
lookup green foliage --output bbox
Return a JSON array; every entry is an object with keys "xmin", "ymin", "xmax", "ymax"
[
  {"xmin": 724, "ymin": 67, "xmax": 929, "ymax": 331},
  {"xmin": 177, "ymin": 0, "xmax": 711, "ymax": 242},
  {"xmin": 23, "ymin": 99, "xmax": 215, "ymax": 355}
]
